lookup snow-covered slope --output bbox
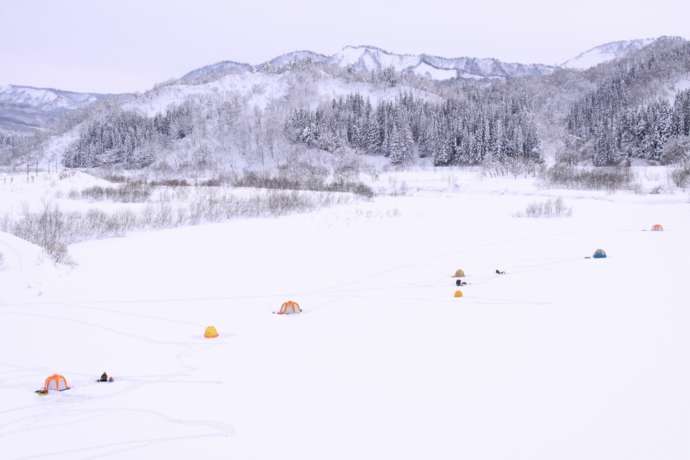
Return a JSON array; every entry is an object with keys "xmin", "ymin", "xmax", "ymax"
[
  {"xmin": 562, "ymin": 38, "xmax": 658, "ymax": 70},
  {"xmin": 0, "ymin": 84, "xmax": 105, "ymax": 133},
  {"xmin": 124, "ymin": 68, "xmax": 443, "ymax": 118},
  {"xmin": 258, "ymin": 50, "xmax": 330, "ymax": 70},
  {"xmin": 331, "ymin": 46, "xmax": 556, "ymax": 79},
  {"xmin": 31, "ymin": 54, "xmax": 446, "ymax": 168},
  {"xmin": 178, "ymin": 61, "xmax": 254, "ymax": 85},
  {"xmin": 410, "ymin": 62, "xmax": 458, "ymax": 80},
  {"xmin": 123, "ymin": 72, "xmax": 290, "ymax": 116}
]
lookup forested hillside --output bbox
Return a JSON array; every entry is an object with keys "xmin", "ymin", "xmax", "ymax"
[
  {"xmin": 2, "ymin": 37, "xmax": 689, "ymax": 172},
  {"xmin": 285, "ymin": 92, "xmax": 540, "ymax": 165},
  {"xmin": 566, "ymin": 38, "xmax": 690, "ymax": 165}
]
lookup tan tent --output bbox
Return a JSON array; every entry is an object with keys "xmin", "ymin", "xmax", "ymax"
[{"xmin": 452, "ymin": 269, "xmax": 466, "ymax": 278}]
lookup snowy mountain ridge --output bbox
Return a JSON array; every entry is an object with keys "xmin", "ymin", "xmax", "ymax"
[
  {"xmin": 0, "ymin": 84, "xmax": 102, "ymax": 111},
  {"xmin": 182, "ymin": 38, "xmax": 672, "ymax": 87},
  {"xmin": 179, "ymin": 61, "xmax": 255, "ymax": 85},
  {"xmin": 561, "ymin": 37, "xmax": 659, "ymax": 70},
  {"xmin": 0, "ymin": 37, "xmax": 678, "ymax": 136},
  {"xmin": 257, "ymin": 50, "xmax": 331, "ymax": 70},
  {"xmin": 184, "ymin": 44, "xmax": 558, "ymax": 84},
  {"xmin": 332, "ymin": 45, "xmax": 557, "ymax": 79},
  {"xmin": 0, "ymin": 84, "xmax": 105, "ymax": 133}
]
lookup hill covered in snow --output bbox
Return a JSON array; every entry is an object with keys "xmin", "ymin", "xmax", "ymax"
[
  {"xmin": 3, "ymin": 37, "xmax": 690, "ymax": 173},
  {"xmin": 0, "ymin": 84, "xmax": 106, "ymax": 133},
  {"xmin": 317, "ymin": 45, "xmax": 555, "ymax": 79},
  {"xmin": 561, "ymin": 38, "xmax": 660, "ymax": 70},
  {"xmin": 0, "ymin": 38, "xmax": 670, "ymax": 137},
  {"xmin": 0, "ymin": 44, "xmax": 556, "ymax": 136}
]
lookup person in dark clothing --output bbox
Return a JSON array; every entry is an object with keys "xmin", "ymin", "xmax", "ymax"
[
  {"xmin": 98, "ymin": 372, "xmax": 114, "ymax": 383},
  {"xmin": 455, "ymin": 279, "xmax": 467, "ymax": 286},
  {"xmin": 495, "ymin": 269, "xmax": 506, "ymax": 275}
]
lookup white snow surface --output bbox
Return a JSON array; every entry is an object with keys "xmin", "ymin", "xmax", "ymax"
[{"xmin": 1, "ymin": 168, "xmax": 689, "ymax": 459}]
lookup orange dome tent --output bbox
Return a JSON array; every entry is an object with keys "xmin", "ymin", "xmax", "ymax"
[
  {"xmin": 277, "ymin": 300, "xmax": 301, "ymax": 315},
  {"xmin": 204, "ymin": 325, "xmax": 219, "ymax": 338},
  {"xmin": 651, "ymin": 224, "xmax": 664, "ymax": 231},
  {"xmin": 454, "ymin": 290, "xmax": 464, "ymax": 298},
  {"xmin": 39, "ymin": 374, "xmax": 70, "ymax": 393}
]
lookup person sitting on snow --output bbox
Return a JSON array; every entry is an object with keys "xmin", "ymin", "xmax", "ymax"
[
  {"xmin": 98, "ymin": 372, "xmax": 114, "ymax": 383},
  {"xmin": 495, "ymin": 269, "xmax": 506, "ymax": 275}
]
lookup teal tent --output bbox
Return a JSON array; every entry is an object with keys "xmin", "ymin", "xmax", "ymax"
[{"xmin": 593, "ymin": 249, "xmax": 607, "ymax": 259}]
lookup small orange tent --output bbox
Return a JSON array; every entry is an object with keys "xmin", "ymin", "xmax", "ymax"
[
  {"xmin": 454, "ymin": 290, "xmax": 464, "ymax": 298},
  {"xmin": 651, "ymin": 224, "xmax": 664, "ymax": 231},
  {"xmin": 277, "ymin": 300, "xmax": 301, "ymax": 315},
  {"xmin": 204, "ymin": 325, "xmax": 219, "ymax": 338},
  {"xmin": 41, "ymin": 374, "xmax": 70, "ymax": 393}
]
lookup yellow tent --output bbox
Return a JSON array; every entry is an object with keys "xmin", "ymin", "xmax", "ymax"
[
  {"xmin": 454, "ymin": 290, "xmax": 464, "ymax": 298},
  {"xmin": 204, "ymin": 325, "xmax": 219, "ymax": 339}
]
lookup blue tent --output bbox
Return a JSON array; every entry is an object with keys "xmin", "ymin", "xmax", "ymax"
[{"xmin": 593, "ymin": 249, "xmax": 607, "ymax": 259}]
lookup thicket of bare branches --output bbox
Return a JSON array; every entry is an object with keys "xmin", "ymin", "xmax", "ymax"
[
  {"xmin": 515, "ymin": 197, "xmax": 572, "ymax": 218},
  {"xmin": 2, "ymin": 189, "xmax": 354, "ymax": 262}
]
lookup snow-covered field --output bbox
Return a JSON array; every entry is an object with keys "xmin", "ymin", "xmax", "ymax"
[{"xmin": 1, "ymin": 169, "xmax": 689, "ymax": 459}]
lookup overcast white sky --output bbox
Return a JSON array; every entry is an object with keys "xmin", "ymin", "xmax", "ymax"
[{"xmin": 0, "ymin": 0, "xmax": 687, "ymax": 93}]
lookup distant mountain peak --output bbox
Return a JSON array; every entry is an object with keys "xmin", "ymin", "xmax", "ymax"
[
  {"xmin": 179, "ymin": 60, "xmax": 254, "ymax": 85},
  {"xmin": 0, "ymin": 84, "xmax": 105, "ymax": 133},
  {"xmin": 327, "ymin": 45, "xmax": 556, "ymax": 80},
  {"xmin": 561, "ymin": 37, "xmax": 659, "ymax": 70},
  {"xmin": 258, "ymin": 50, "xmax": 330, "ymax": 70}
]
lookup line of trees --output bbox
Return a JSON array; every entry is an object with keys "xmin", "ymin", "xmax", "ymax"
[
  {"xmin": 285, "ymin": 92, "xmax": 541, "ymax": 165},
  {"xmin": 567, "ymin": 89, "xmax": 690, "ymax": 165},
  {"xmin": 63, "ymin": 104, "xmax": 195, "ymax": 168}
]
